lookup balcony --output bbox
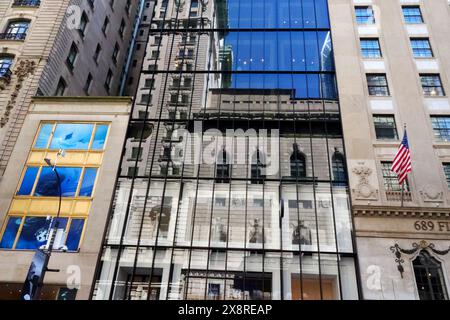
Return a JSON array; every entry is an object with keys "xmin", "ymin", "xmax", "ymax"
[
  {"xmin": 0, "ymin": 68, "xmax": 12, "ymax": 89},
  {"xmin": 386, "ymin": 190, "xmax": 412, "ymax": 202},
  {"xmin": 12, "ymin": 0, "xmax": 40, "ymax": 7},
  {"xmin": 0, "ymin": 33, "xmax": 27, "ymax": 41}
]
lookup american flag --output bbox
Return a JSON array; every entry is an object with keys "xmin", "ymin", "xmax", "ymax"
[{"xmin": 391, "ymin": 131, "xmax": 412, "ymax": 185}]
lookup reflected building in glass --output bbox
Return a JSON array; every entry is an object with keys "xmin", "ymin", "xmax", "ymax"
[{"xmin": 93, "ymin": 0, "xmax": 360, "ymax": 300}]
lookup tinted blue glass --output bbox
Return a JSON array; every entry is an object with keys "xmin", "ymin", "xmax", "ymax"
[
  {"xmin": 34, "ymin": 167, "xmax": 82, "ymax": 197},
  {"xmin": 34, "ymin": 123, "xmax": 53, "ymax": 149},
  {"xmin": 15, "ymin": 217, "xmax": 67, "ymax": 250},
  {"xmin": 50, "ymin": 123, "xmax": 94, "ymax": 150},
  {"xmin": 66, "ymin": 219, "xmax": 85, "ymax": 251},
  {"xmin": 227, "ymin": 73, "xmax": 336, "ymax": 99},
  {"xmin": 79, "ymin": 168, "xmax": 98, "ymax": 197},
  {"xmin": 222, "ymin": 31, "xmax": 332, "ymax": 72},
  {"xmin": 17, "ymin": 167, "xmax": 39, "ymax": 196},
  {"xmin": 0, "ymin": 217, "xmax": 22, "ymax": 249},
  {"xmin": 226, "ymin": 0, "xmax": 329, "ymax": 29},
  {"xmin": 91, "ymin": 124, "xmax": 109, "ymax": 150}
]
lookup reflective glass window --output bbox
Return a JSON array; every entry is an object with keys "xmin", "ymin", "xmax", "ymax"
[
  {"xmin": 49, "ymin": 123, "xmax": 94, "ymax": 150},
  {"xmin": 0, "ymin": 217, "xmax": 22, "ymax": 249},
  {"xmin": 34, "ymin": 167, "xmax": 82, "ymax": 197},
  {"xmin": 34, "ymin": 123, "xmax": 53, "ymax": 149},
  {"xmin": 15, "ymin": 217, "xmax": 68, "ymax": 250},
  {"xmin": 79, "ymin": 168, "xmax": 98, "ymax": 197},
  {"xmin": 66, "ymin": 219, "xmax": 85, "ymax": 251},
  {"xmin": 92, "ymin": 124, "xmax": 109, "ymax": 150},
  {"xmin": 17, "ymin": 167, "xmax": 39, "ymax": 196}
]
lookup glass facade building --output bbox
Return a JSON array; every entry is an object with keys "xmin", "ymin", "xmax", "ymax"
[{"xmin": 93, "ymin": 0, "xmax": 359, "ymax": 300}]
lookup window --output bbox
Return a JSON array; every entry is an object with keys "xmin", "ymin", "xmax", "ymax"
[
  {"xmin": 373, "ymin": 115, "xmax": 398, "ymax": 140},
  {"xmin": 3, "ymin": 20, "xmax": 30, "ymax": 40},
  {"xmin": 66, "ymin": 42, "xmax": 78, "ymax": 70},
  {"xmin": 290, "ymin": 144, "xmax": 306, "ymax": 178},
  {"xmin": 131, "ymin": 147, "xmax": 143, "ymax": 160},
  {"xmin": 251, "ymin": 149, "xmax": 266, "ymax": 184},
  {"xmin": 102, "ymin": 16, "xmax": 110, "ymax": 34},
  {"xmin": 0, "ymin": 216, "xmax": 86, "ymax": 251},
  {"xmin": 216, "ymin": 149, "xmax": 230, "ymax": 183},
  {"xmin": 79, "ymin": 12, "xmax": 89, "ymax": 37},
  {"xmin": 381, "ymin": 162, "xmax": 409, "ymax": 192},
  {"xmin": 360, "ymin": 38, "xmax": 381, "ymax": 58},
  {"xmin": 431, "ymin": 116, "xmax": 450, "ymax": 141},
  {"xmin": 402, "ymin": 6, "xmax": 423, "ymax": 24},
  {"xmin": 112, "ymin": 43, "xmax": 120, "ymax": 64},
  {"xmin": 105, "ymin": 69, "xmax": 113, "ymax": 92},
  {"xmin": 332, "ymin": 151, "xmax": 347, "ymax": 184},
  {"xmin": 34, "ymin": 122, "xmax": 109, "ymax": 150},
  {"xmin": 413, "ymin": 251, "xmax": 448, "ymax": 300},
  {"xmin": 410, "ymin": 38, "xmax": 433, "ymax": 58},
  {"xmin": 16, "ymin": 166, "xmax": 98, "ymax": 198},
  {"xmin": 420, "ymin": 74, "xmax": 445, "ymax": 96},
  {"xmin": 355, "ymin": 6, "xmax": 375, "ymax": 24},
  {"xmin": 367, "ymin": 74, "xmax": 389, "ymax": 96},
  {"xmin": 443, "ymin": 163, "xmax": 450, "ymax": 189},
  {"xmin": 94, "ymin": 44, "xmax": 102, "ymax": 63},
  {"xmin": 84, "ymin": 73, "xmax": 93, "ymax": 94},
  {"xmin": 55, "ymin": 77, "xmax": 67, "ymax": 96},
  {"xmin": 119, "ymin": 19, "xmax": 126, "ymax": 38},
  {"xmin": 0, "ymin": 55, "xmax": 13, "ymax": 77}
]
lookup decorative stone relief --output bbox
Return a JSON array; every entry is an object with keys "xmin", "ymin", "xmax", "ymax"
[
  {"xmin": 419, "ymin": 184, "xmax": 443, "ymax": 203},
  {"xmin": 390, "ymin": 241, "xmax": 450, "ymax": 278},
  {"xmin": 351, "ymin": 164, "xmax": 379, "ymax": 200},
  {"xmin": 0, "ymin": 59, "xmax": 37, "ymax": 128}
]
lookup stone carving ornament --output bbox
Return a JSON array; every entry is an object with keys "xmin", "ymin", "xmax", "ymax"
[
  {"xmin": 419, "ymin": 184, "xmax": 443, "ymax": 203},
  {"xmin": 0, "ymin": 59, "xmax": 37, "ymax": 128},
  {"xmin": 352, "ymin": 165, "xmax": 379, "ymax": 200}
]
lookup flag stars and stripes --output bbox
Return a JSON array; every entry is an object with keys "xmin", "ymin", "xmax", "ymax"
[{"xmin": 391, "ymin": 131, "xmax": 412, "ymax": 186}]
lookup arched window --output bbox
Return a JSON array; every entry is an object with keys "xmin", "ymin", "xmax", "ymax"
[
  {"xmin": 332, "ymin": 151, "xmax": 347, "ymax": 185},
  {"xmin": 413, "ymin": 250, "xmax": 448, "ymax": 300},
  {"xmin": 3, "ymin": 20, "xmax": 30, "ymax": 40},
  {"xmin": 251, "ymin": 149, "xmax": 265, "ymax": 184},
  {"xmin": 216, "ymin": 149, "xmax": 230, "ymax": 183},
  {"xmin": 0, "ymin": 55, "xmax": 13, "ymax": 78},
  {"xmin": 290, "ymin": 144, "xmax": 306, "ymax": 178}
]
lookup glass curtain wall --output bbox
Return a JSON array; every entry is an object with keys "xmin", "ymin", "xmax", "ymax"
[{"xmin": 93, "ymin": 0, "xmax": 359, "ymax": 300}]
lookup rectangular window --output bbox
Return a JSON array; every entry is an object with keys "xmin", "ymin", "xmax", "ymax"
[
  {"xmin": 420, "ymin": 74, "xmax": 445, "ymax": 96},
  {"xmin": 410, "ymin": 38, "xmax": 433, "ymax": 58},
  {"xmin": 367, "ymin": 74, "xmax": 389, "ymax": 96},
  {"xmin": 402, "ymin": 6, "xmax": 423, "ymax": 24},
  {"xmin": 360, "ymin": 38, "xmax": 381, "ymax": 58},
  {"xmin": 33, "ymin": 122, "xmax": 109, "ymax": 150},
  {"xmin": 431, "ymin": 116, "xmax": 450, "ymax": 141},
  {"xmin": 381, "ymin": 162, "xmax": 409, "ymax": 192},
  {"xmin": 355, "ymin": 6, "xmax": 375, "ymax": 24},
  {"xmin": 373, "ymin": 115, "xmax": 398, "ymax": 140},
  {"xmin": 443, "ymin": 163, "xmax": 450, "ymax": 189},
  {"xmin": 0, "ymin": 216, "xmax": 86, "ymax": 251}
]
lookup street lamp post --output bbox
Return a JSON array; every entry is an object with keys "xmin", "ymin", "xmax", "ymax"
[{"xmin": 44, "ymin": 157, "xmax": 63, "ymax": 253}]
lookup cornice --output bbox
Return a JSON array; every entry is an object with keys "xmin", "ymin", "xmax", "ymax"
[{"xmin": 353, "ymin": 206, "xmax": 450, "ymax": 219}]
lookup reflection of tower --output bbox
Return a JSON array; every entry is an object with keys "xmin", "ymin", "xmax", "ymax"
[
  {"xmin": 320, "ymin": 31, "xmax": 336, "ymax": 99},
  {"xmin": 219, "ymin": 44, "xmax": 233, "ymax": 88}
]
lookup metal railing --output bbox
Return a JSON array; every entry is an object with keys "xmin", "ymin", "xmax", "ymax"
[{"xmin": 0, "ymin": 33, "xmax": 27, "ymax": 40}]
